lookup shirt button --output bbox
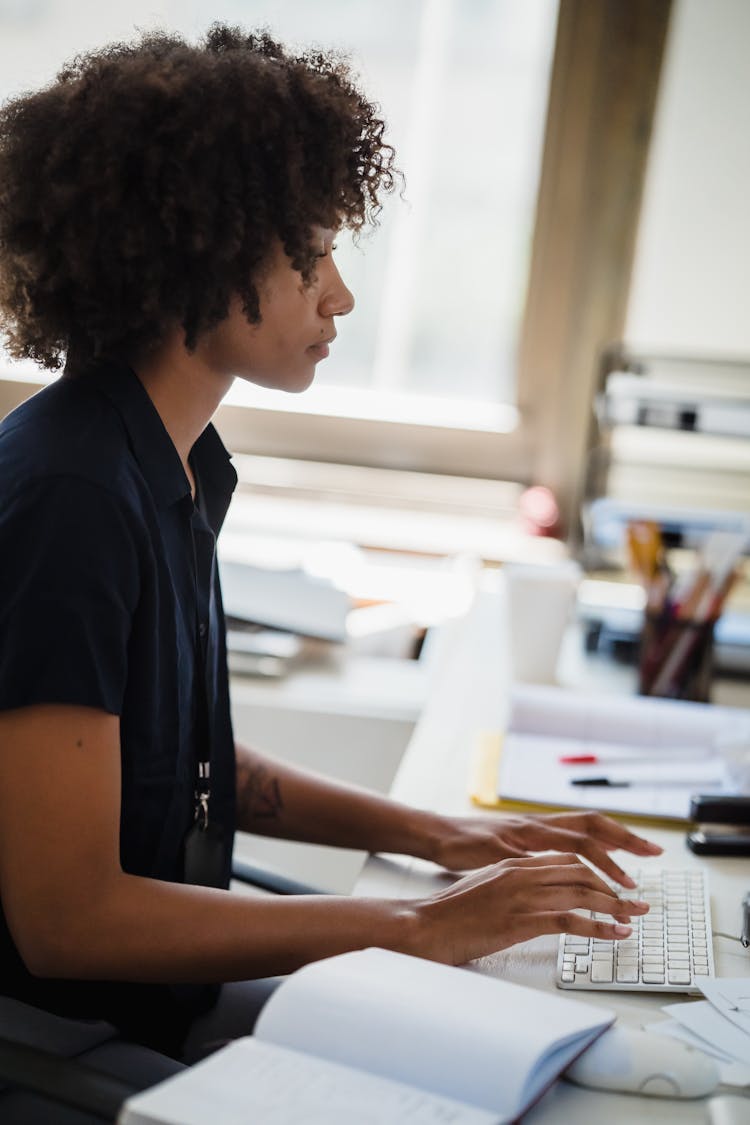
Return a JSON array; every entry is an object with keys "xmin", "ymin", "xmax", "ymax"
[{"xmin": 198, "ymin": 623, "xmax": 207, "ymax": 637}]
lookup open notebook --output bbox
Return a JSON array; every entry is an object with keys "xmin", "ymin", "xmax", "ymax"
[
  {"xmin": 470, "ymin": 684, "xmax": 745, "ymax": 824},
  {"xmin": 119, "ymin": 948, "xmax": 614, "ymax": 1125}
]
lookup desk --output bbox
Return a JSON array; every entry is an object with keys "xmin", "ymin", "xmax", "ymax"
[{"xmin": 354, "ymin": 570, "xmax": 750, "ymax": 1123}]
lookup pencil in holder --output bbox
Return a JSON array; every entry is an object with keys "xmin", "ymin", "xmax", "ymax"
[{"xmin": 638, "ymin": 612, "xmax": 715, "ymax": 703}]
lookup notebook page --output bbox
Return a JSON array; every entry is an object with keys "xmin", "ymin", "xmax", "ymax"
[
  {"xmin": 254, "ymin": 948, "xmax": 612, "ymax": 1118},
  {"xmin": 118, "ymin": 1039, "xmax": 502, "ymax": 1125}
]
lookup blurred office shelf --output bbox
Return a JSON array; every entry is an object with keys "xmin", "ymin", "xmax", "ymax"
[
  {"xmin": 584, "ymin": 348, "xmax": 750, "ymax": 568},
  {"xmin": 588, "ymin": 350, "xmax": 750, "ymax": 503}
]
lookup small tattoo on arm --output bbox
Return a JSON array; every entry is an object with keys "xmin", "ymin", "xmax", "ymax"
[{"xmin": 238, "ymin": 762, "xmax": 284, "ymax": 822}]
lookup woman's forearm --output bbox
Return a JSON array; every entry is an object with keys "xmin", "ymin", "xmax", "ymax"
[
  {"xmin": 29, "ymin": 871, "xmax": 420, "ymax": 983},
  {"xmin": 31, "ymin": 854, "xmax": 646, "ymax": 986},
  {"xmin": 235, "ymin": 742, "xmax": 446, "ymax": 860}
]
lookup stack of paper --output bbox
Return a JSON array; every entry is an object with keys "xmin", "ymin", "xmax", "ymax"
[{"xmin": 648, "ymin": 979, "xmax": 750, "ymax": 1087}]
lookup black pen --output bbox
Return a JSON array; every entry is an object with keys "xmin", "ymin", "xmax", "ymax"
[
  {"xmin": 742, "ymin": 892, "xmax": 750, "ymax": 949},
  {"xmin": 570, "ymin": 777, "xmax": 629, "ymax": 788},
  {"xmin": 570, "ymin": 775, "xmax": 724, "ymax": 788}
]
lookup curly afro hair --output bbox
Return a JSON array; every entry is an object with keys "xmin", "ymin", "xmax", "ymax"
[{"xmin": 0, "ymin": 23, "xmax": 398, "ymax": 370}]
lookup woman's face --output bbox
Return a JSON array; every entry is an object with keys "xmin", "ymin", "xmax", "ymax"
[{"xmin": 196, "ymin": 229, "xmax": 354, "ymax": 393}]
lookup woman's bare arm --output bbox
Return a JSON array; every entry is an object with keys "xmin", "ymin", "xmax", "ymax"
[
  {"xmin": 235, "ymin": 742, "xmax": 662, "ymax": 886},
  {"xmin": 0, "ymin": 705, "xmax": 647, "ymax": 985}
]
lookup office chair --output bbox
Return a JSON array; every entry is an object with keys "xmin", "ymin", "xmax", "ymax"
[{"xmin": 0, "ymin": 861, "xmax": 325, "ymax": 1122}]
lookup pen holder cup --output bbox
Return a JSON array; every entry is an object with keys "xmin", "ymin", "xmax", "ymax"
[{"xmin": 638, "ymin": 613, "xmax": 715, "ymax": 703}]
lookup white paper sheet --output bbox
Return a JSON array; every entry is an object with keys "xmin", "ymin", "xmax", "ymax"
[
  {"xmin": 700, "ymin": 978, "xmax": 750, "ymax": 1037},
  {"xmin": 662, "ymin": 1000, "xmax": 750, "ymax": 1067}
]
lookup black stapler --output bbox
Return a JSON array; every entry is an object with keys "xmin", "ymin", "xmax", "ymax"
[{"xmin": 687, "ymin": 794, "xmax": 750, "ymax": 856}]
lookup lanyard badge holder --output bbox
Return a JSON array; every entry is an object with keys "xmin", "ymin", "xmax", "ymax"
[{"xmin": 183, "ymin": 758, "xmax": 226, "ymax": 887}]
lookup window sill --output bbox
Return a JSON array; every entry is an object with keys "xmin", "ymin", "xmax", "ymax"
[{"xmin": 224, "ymin": 455, "xmax": 567, "ymax": 565}]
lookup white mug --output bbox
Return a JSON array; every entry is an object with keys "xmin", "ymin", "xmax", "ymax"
[{"xmin": 503, "ymin": 561, "xmax": 581, "ymax": 684}]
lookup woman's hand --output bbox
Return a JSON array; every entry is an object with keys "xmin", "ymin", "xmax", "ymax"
[
  {"xmin": 419, "ymin": 810, "xmax": 663, "ymax": 888},
  {"xmin": 411, "ymin": 852, "xmax": 651, "ymax": 965}
]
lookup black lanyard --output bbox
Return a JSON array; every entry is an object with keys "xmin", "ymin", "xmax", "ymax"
[
  {"xmin": 183, "ymin": 477, "xmax": 226, "ymax": 887},
  {"xmin": 190, "ymin": 492, "xmax": 212, "ymax": 827}
]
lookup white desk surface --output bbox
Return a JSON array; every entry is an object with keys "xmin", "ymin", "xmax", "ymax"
[{"xmin": 354, "ymin": 571, "xmax": 750, "ymax": 1124}]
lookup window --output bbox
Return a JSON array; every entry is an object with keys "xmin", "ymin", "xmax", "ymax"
[{"xmin": 209, "ymin": 0, "xmax": 557, "ymax": 423}]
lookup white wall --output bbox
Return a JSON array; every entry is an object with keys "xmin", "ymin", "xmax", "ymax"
[{"xmin": 625, "ymin": 0, "xmax": 750, "ymax": 357}]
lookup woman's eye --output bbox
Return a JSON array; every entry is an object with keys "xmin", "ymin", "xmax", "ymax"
[{"xmin": 315, "ymin": 242, "xmax": 337, "ymax": 259}]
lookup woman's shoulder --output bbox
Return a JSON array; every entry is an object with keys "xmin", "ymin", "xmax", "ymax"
[{"xmin": 0, "ymin": 375, "xmax": 134, "ymax": 505}]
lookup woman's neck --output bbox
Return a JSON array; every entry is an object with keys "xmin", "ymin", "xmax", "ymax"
[{"xmin": 133, "ymin": 333, "xmax": 234, "ymax": 485}]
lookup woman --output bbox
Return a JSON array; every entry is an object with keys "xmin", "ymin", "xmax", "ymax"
[{"xmin": 0, "ymin": 24, "xmax": 658, "ymax": 1069}]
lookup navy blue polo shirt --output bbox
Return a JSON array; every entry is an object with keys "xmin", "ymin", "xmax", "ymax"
[{"xmin": 0, "ymin": 361, "xmax": 238, "ymax": 1050}]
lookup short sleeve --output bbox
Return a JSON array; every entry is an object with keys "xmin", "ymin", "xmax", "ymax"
[{"xmin": 0, "ymin": 475, "xmax": 141, "ymax": 714}]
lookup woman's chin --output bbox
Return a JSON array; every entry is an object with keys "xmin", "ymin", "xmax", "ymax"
[{"xmin": 238, "ymin": 365, "xmax": 316, "ymax": 393}]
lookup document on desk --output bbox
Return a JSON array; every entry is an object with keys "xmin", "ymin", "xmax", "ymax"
[
  {"xmin": 470, "ymin": 684, "xmax": 746, "ymax": 823},
  {"xmin": 700, "ymin": 979, "xmax": 750, "ymax": 1037},
  {"xmin": 661, "ymin": 999, "xmax": 750, "ymax": 1067}
]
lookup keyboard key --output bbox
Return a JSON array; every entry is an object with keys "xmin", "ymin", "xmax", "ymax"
[
  {"xmin": 591, "ymin": 962, "xmax": 614, "ymax": 983},
  {"xmin": 642, "ymin": 972, "xmax": 665, "ymax": 984},
  {"xmin": 616, "ymin": 965, "xmax": 639, "ymax": 983},
  {"xmin": 668, "ymin": 969, "xmax": 692, "ymax": 985}
]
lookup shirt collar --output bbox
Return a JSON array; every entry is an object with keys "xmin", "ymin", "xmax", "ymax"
[
  {"xmin": 191, "ymin": 422, "xmax": 239, "ymax": 532},
  {"xmin": 82, "ymin": 360, "xmax": 237, "ymax": 511}
]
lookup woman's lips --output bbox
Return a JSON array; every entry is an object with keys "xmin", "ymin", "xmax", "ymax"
[{"xmin": 307, "ymin": 341, "xmax": 331, "ymax": 361}]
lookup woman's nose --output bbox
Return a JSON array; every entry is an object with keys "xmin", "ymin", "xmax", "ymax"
[{"xmin": 319, "ymin": 264, "xmax": 355, "ymax": 319}]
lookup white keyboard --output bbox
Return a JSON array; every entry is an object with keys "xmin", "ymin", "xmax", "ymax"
[{"xmin": 556, "ymin": 868, "xmax": 715, "ymax": 993}]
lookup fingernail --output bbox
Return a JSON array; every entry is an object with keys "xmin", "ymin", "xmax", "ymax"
[
  {"xmin": 621, "ymin": 875, "xmax": 637, "ymax": 888},
  {"xmin": 647, "ymin": 843, "xmax": 663, "ymax": 853},
  {"xmin": 614, "ymin": 924, "xmax": 632, "ymax": 936}
]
